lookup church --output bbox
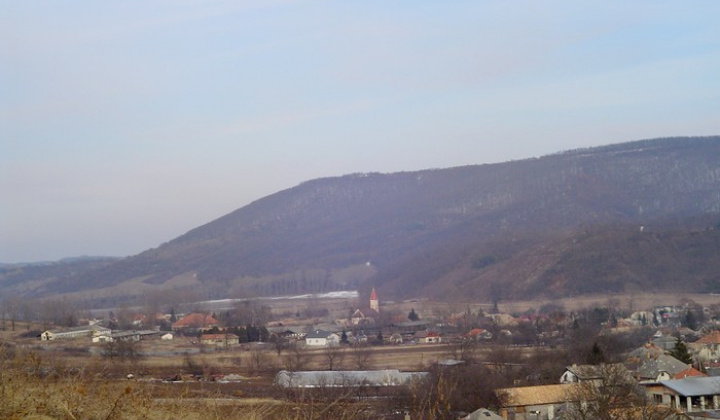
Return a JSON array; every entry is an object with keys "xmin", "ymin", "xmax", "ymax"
[{"xmin": 350, "ymin": 287, "xmax": 380, "ymax": 326}]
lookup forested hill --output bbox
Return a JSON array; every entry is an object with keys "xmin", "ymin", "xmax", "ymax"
[{"xmin": 4, "ymin": 136, "xmax": 720, "ymax": 304}]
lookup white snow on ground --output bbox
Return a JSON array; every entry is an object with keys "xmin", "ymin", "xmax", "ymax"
[{"xmin": 200, "ymin": 290, "xmax": 358, "ymax": 306}]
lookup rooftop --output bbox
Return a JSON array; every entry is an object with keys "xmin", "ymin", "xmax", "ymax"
[
  {"xmin": 496, "ymin": 384, "xmax": 581, "ymax": 407},
  {"xmin": 661, "ymin": 377, "xmax": 720, "ymax": 397}
]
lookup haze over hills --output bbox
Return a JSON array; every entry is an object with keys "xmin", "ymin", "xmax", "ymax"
[{"xmin": 3, "ymin": 136, "xmax": 720, "ymax": 306}]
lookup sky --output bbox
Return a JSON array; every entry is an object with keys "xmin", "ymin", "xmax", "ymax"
[{"xmin": 2, "ymin": 1, "xmax": 720, "ymax": 263}]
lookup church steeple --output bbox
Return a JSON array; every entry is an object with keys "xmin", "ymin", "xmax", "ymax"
[{"xmin": 370, "ymin": 287, "xmax": 379, "ymax": 313}]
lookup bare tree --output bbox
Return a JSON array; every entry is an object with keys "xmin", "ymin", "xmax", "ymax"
[
  {"xmin": 563, "ymin": 364, "xmax": 673, "ymax": 420},
  {"xmin": 0, "ymin": 296, "xmax": 21, "ymax": 331},
  {"xmin": 322, "ymin": 345, "xmax": 345, "ymax": 371},
  {"xmin": 282, "ymin": 342, "xmax": 310, "ymax": 371},
  {"xmin": 248, "ymin": 348, "xmax": 270, "ymax": 375},
  {"xmin": 228, "ymin": 300, "xmax": 272, "ymax": 327},
  {"xmin": 101, "ymin": 339, "xmax": 141, "ymax": 362},
  {"xmin": 446, "ymin": 339, "xmax": 478, "ymax": 362},
  {"xmin": 272, "ymin": 336, "xmax": 289, "ymax": 357},
  {"xmin": 351, "ymin": 344, "xmax": 373, "ymax": 370}
]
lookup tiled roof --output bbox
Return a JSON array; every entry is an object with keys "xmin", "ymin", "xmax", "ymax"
[
  {"xmin": 697, "ymin": 331, "xmax": 720, "ymax": 344},
  {"xmin": 172, "ymin": 313, "xmax": 220, "ymax": 328},
  {"xmin": 674, "ymin": 366, "xmax": 706, "ymax": 379},
  {"xmin": 305, "ymin": 329, "xmax": 336, "ymax": 339},
  {"xmin": 497, "ymin": 384, "xmax": 580, "ymax": 407},
  {"xmin": 566, "ymin": 363, "xmax": 629, "ymax": 380},
  {"xmin": 627, "ymin": 343, "xmax": 665, "ymax": 361},
  {"xmin": 466, "ymin": 328, "xmax": 488, "ymax": 336},
  {"xmin": 637, "ymin": 354, "xmax": 691, "ymax": 380}
]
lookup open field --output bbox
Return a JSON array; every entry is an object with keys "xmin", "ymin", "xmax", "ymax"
[{"xmin": 0, "ymin": 329, "xmax": 455, "ymax": 419}]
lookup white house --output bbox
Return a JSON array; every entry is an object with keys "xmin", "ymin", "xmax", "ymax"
[{"xmin": 305, "ymin": 330, "xmax": 341, "ymax": 346}]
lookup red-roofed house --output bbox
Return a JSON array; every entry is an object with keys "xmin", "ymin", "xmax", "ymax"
[
  {"xmin": 464, "ymin": 328, "xmax": 493, "ymax": 341},
  {"xmin": 692, "ymin": 331, "xmax": 720, "ymax": 362},
  {"xmin": 172, "ymin": 313, "xmax": 220, "ymax": 334},
  {"xmin": 415, "ymin": 330, "xmax": 442, "ymax": 344}
]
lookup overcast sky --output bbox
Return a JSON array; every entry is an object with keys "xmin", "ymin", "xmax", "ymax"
[{"xmin": 2, "ymin": 1, "xmax": 720, "ymax": 263}]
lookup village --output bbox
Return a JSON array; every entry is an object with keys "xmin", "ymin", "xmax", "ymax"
[{"xmin": 7, "ymin": 289, "xmax": 720, "ymax": 419}]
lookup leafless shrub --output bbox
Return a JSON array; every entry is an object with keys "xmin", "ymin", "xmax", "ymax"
[
  {"xmin": 563, "ymin": 363, "xmax": 673, "ymax": 420},
  {"xmin": 283, "ymin": 342, "xmax": 310, "ymax": 371},
  {"xmin": 248, "ymin": 348, "xmax": 272, "ymax": 375},
  {"xmin": 323, "ymin": 345, "xmax": 345, "ymax": 371},
  {"xmin": 350, "ymin": 344, "xmax": 373, "ymax": 370}
]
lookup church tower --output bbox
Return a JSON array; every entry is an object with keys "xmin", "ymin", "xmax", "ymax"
[{"xmin": 370, "ymin": 287, "xmax": 379, "ymax": 313}]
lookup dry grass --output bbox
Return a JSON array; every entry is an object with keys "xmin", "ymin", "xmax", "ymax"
[
  {"xmin": 0, "ymin": 347, "xmax": 387, "ymax": 420},
  {"xmin": 0, "ymin": 335, "xmax": 432, "ymax": 419}
]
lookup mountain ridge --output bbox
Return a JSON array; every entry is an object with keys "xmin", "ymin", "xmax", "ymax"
[{"xmin": 3, "ymin": 136, "xmax": 720, "ymax": 305}]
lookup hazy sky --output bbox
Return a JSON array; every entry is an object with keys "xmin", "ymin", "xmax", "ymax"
[{"xmin": 2, "ymin": 1, "xmax": 720, "ymax": 263}]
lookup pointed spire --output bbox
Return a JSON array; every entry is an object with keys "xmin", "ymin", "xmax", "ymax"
[{"xmin": 370, "ymin": 287, "xmax": 379, "ymax": 313}]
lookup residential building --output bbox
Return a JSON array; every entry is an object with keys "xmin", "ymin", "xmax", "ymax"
[
  {"xmin": 635, "ymin": 354, "xmax": 705, "ymax": 382},
  {"xmin": 692, "ymin": 331, "xmax": 720, "ymax": 362},
  {"xmin": 464, "ymin": 328, "xmax": 493, "ymax": 341},
  {"xmin": 645, "ymin": 377, "xmax": 720, "ymax": 412},
  {"xmin": 171, "ymin": 313, "xmax": 220, "ymax": 334},
  {"xmin": 559, "ymin": 364, "xmax": 632, "ymax": 385},
  {"xmin": 414, "ymin": 330, "xmax": 442, "ymax": 344},
  {"xmin": 305, "ymin": 330, "xmax": 341, "ymax": 346},
  {"xmin": 496, "ymin": 383, "xmax": 581, "ymax": 420}
]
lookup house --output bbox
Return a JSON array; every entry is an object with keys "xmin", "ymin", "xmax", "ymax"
[
  {"xmin": 560, "ymin": 364, "xmax": 632, "ymax": 385},
  {"xmin": 171, "ymin": 313, "xmax": 220, "ymax": 334},
  {"xmin": 350, "ymin": 308, "xmax": 377, "ymax": 326},
  {"xmin": 627, "ymin": 342, "xmax": 666, "ymax": 364},
  {"xmin": 41, "ymin": 324, "xmax": 111, "ymax": 341},
  {"xmin": 200, "ymin": 333, "xmax": 239, "ymax": 346},
  {"xmin": 388, "ymin": 332, "xmax": 403, "ymax": 344},
  {"xmin": 644, "ymin": 377, "xmax": 720, "ymax": 412},
  {"xmin": 305, "ymin": 330, "xmax": 341, "ymax": 346},
  {"xmin": 652, "ymin": 334, "xmax": 679, "ymax": 352},
  {"xmin": 266, "ymin": 326, "xmax": 307, "ymax": 340},
  {"xmin": 274, "ymin": 369, "xmax": 426, "ymax": 388},
  {"xmin": 635, "ymin": 354, "xmax": 705, "ymax": 382},
  {"xmin": 692, "ymin": 331, "xmax": 720, "ymax": 362},
  {"xmin": 495, "ymin": 383, "xmax": 581, "ymax": 420},
  {"xmin": 414, "ymin": 330, "xmax": 442, "ymax": 344},
  {"xmin": 350, "ymin": 331, "xmax": 368, "ymax": 344},
  {"xmin": 464, "ymin": 328, "xmax": 493, "ymax": 341}
]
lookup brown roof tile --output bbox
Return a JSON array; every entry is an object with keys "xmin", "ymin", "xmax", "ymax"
[{"xmin": 496, "ymin": 384, "xmax": 580, "ymax": 407}]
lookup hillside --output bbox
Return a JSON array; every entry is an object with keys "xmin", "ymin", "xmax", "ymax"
[{"xmin": 4, "ymin": 136, "xmax": 720, "ymax": 305}]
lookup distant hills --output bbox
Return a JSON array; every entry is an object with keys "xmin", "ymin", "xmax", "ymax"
[{"xmin": 3, "ymin": 136, "xmax": 720, "ymax": 306}]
